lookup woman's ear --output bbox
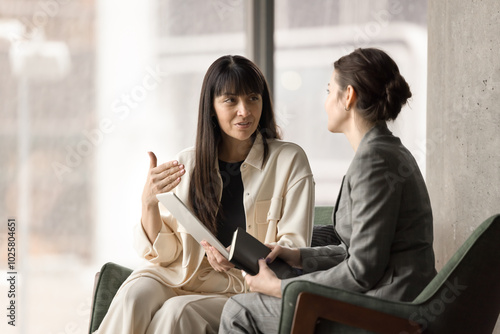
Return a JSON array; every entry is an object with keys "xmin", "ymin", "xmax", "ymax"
[{"xmin": 345, "ymin": 85, "xmax": 357, "ymax": 111}]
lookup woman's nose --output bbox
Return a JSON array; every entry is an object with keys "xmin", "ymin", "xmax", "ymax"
[{"xmin": 237, "ymin": 102, "xmax": 251, "ymax": 117}]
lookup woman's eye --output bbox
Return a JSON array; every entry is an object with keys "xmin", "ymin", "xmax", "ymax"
[
  {"xmin": 224, "ymin": 98, "xmax": 235, "ymax": 103},
  {"xmin": 249, "ymin": 95, "xmax": 260, "ymax": 101}
]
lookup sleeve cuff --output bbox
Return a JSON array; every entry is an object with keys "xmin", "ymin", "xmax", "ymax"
[{"xmin": 133, "ymin": 220, "xmax": 180, "ymax": 264}]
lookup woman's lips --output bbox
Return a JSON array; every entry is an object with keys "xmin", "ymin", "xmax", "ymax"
[{"xmin": 235, "ymin": 121, "xmax": 251, "ymax": 129}]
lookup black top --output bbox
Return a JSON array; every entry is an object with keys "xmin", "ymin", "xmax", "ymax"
[{"xmin": 216, "ymin": 160, "xmax": 246, "ymax": 247}]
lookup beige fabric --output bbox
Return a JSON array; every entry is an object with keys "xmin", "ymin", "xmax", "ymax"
[
  {"xmin": 131, "ymin": 133, "xmax": 315, "ymax": 291},
  {"xmin": 96, "ymin": 270, "xmax": 229, "ymax": 334},
  {"xmin": 96, "ymin": 134, "xmax": 315, "ymax": 333}
]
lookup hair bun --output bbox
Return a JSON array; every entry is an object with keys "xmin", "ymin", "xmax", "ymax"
[
  {"xmin": 334, "ymin": 48, "xmax": 412, "ymax": 123},
  {"xmin": 380, "ymin": 73, "xmax": 412, "ymax": 121}
]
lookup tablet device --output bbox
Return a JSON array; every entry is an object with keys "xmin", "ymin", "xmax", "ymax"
[{"xmin": 156, "ymin": 192, "xmax": 229, "ymax": 258}]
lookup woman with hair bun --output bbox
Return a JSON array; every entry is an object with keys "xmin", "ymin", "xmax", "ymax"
[{"xmin": 220, "ymin": 48, "xmax": 437, "ymax": 334}]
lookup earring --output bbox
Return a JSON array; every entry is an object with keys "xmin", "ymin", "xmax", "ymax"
[{"xmin": 344, "ymin": 106, "xmax": 350, "ymax": 111}]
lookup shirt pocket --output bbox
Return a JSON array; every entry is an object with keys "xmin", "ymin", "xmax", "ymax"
[{"xmin": 254, "ymin": 197, "xmax": 283, "ymax": 243}]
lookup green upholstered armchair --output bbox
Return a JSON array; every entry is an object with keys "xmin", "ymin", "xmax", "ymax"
[
  {"xmin": 88, "ymin": 206, "xmax": 335, "ymax": 333},
  {"xmin": 278, "ymin": 214, "xmax": 500, "ymax": 334},
  {"xmin": 90, "ymin": 212, "xmax": 500, "ymax": 334}
]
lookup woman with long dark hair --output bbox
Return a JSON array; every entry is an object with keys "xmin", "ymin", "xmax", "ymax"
[
  {"xmin": 219, "ymin": 48, "xmax": 436, "ymax": 334},
  {"xmin": 95, "ymin": 55, "xmax": 314, "ymax": 333}
]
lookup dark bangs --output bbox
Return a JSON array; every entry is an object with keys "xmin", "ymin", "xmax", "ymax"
[{"xmin": 213, "ymin": 63, "xmax": 265, "ymax": 97}]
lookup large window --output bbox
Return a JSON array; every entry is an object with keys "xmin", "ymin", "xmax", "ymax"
[
  {"xmin": 1, "ymin": 1, "xmax": 96, "ymax": 332},
  {"xmin": 274, "ymin": 0, "xmax": 428, "ymax": 202},
  {"xmin": 0, "ymin": 1, "xmax": 426, "ymax": 332}
]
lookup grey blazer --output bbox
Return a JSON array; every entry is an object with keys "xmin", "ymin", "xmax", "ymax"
[{"xmin": 282, "ymin": 122, "xmax": 436, "ymax": 302}]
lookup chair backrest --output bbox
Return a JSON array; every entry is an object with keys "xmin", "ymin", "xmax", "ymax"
[
  {"xmin": 89, "ymin": 262, "xmax": 133, "ymax": 333},
  {"xmin": 411, "ymin": 214, "xmax": 500, "ymax": 333},
  {"xmin": 312, "ymin": 206, "xmax": 340, "ymax": 247},
  {"xmin": 313, "ymin": 206, "xmax": 334, "ymax": 226}
]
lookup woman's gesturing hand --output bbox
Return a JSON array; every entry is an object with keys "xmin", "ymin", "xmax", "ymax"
[{"xmin": 142, "ymin": 151, "xmax": 185, "ymax": 207}]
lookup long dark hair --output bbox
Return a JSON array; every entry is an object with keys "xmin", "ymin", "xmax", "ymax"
[
  {"xmin": 189, "ymin": 55, "xmax": 280, "ymax": 235},
  {"xmin": 334, "ymin": 48, "xmax": 412, "ymax": 122}
]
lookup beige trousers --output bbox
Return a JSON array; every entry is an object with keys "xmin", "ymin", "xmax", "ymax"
[{"xmin": 95, "ymin": 276, "xmax": 229, "ymax": 334}]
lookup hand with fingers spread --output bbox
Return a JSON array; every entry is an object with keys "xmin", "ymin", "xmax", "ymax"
[
  {"xmin": 141, "ymin": 151, "xmax": 186, "ymax": 243},
  {"xmin": 201, "ymin": 241, "xmax": 235, "ymax": 272},
  {"xmin": 142, "ymin": 151, "xmax": 185, "ymax": 207}
]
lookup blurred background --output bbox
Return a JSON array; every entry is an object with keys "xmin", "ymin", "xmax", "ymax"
[{"xmin": 0, "ymin": 0, "xmax": 427, "ymax": 333}]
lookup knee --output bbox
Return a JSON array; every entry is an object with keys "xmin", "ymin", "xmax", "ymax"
[
  {"xmin": 154, "ymin": 298, "xmax": 201, "ymax": 332},
  {"xmin": 120, "ymin": 285, "xmax": 143, "ymax": 309},
  {"xmin": 219, "ymin": 296, "xmax": 247, "ymax": 333},
  {"xmin": 160, "ymin": 297, "xmax": 199, "ymax": 323},
  {"xmin": 156, "ymin": 295, "xmax": 227, "ymax": 332},
  {"xmin": 222, "ymin": 296, "xmax": 239, "ymax": 313},
  {"xmin": 119, "ymin": 278, "xmax": 164, "ymax": 312},
  {"xmin": 221, "ymin": 296, "xmax": 243, "ymax": 320},
  {"xmin": 160, "ymin": 298, "xmax": 183, "ymax": 320}
]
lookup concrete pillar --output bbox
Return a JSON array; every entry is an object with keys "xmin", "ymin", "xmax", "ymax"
[{"xmin": 427, "ymin": 0, "xmax": 500, "ymax": 331}]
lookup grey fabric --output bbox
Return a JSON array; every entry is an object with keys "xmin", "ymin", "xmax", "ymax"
[
  {"xmin": 221, "ymin": 123, "xmax": 437, "ymax": 333},
  {"xmin": 282, "ymin": 122, "xmax": 436, "ymax": 302},
  {"xmin": 278, "ymin": 215, "xmax": 500, "ymax": 334},
  {"xmin": 219, "ymin": 292, "xmax": 282, "ymax": 334}
]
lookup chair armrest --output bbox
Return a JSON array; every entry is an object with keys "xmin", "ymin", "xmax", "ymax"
[
  {"xmin": 279, "ymin": 281, "xmax": 420, "ymax": 334},
  {"xmin": 291, "ymin": 292, "xmax": 421, "ymax": 334}
]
